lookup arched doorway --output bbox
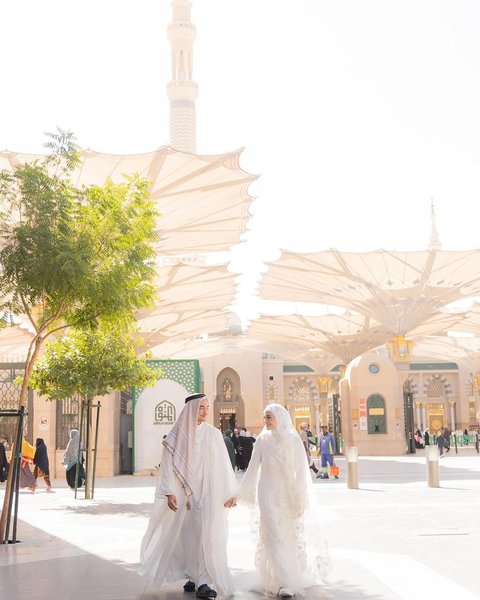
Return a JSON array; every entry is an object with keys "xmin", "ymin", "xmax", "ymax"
[
  {"xmin": 214, "ymin": 368, "xmax": 245, "ymax": 432},
  {"xmin": 286, "ymin": 377, "xmax": 319, "ymax": 433},
  {"xmin": 426, "ymin": 376, "xmax": 449, "ymax": 433}
]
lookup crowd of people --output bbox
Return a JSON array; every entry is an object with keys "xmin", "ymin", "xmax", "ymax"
[
  {"xmin": 414, "ymin": 426, "xmax": 474, "ymax": 455},
  {"xmin": 0, "ymin": 431, "xmax": 85, "ymax": 493},
  {"xmin": 222, "ymin": 427, "xmax": 256, "ymax": 471},
  {"xmin": 0, "ymin": 437, "xmax": 53, "ymax": 493}
]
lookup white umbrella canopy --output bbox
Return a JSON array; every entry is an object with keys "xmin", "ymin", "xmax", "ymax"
[
  {"xmin": 0, "ymin": 146, "xmax": 257, "ymax": 255},
  {"xmin": 141, "ymin": 309, "xmax": 234, "ymax": 349},
  {"xmin": 134, "ymin": 260, "xmax": 245, "ymax": 354},
  {"xmin": 149, "ymin": 334, "xmax": 266, "ymax": 360},
  {"xmin": 407, "ymin": 301, "xmax": 480, "ymax": 366},
  {"xmin": 142, "ymin": 262, "xmax": 240, "ymax": 313},
  {"xmin": 0, "ymin": 262, "xmax": 241, "ymax": 359},
  {"xmin": 0, "ymin": 144, "xmax": 250, "ymax": 355},
  {"xmin": 260, "ymin": 248, "xmax": 480, "ymax": 336},
  {"xmin": 406, "ymin": 311, "xmax": 468, "ymax": 337},
  {"xmin": 246, "ymin": 312, "xmax": 389, "ymax": 365},
  {"xmin": 0, "ymin": 308, "xmax": 236, "ymax": 363},
  {"xmin": 410, "ymin": 334, "xmax": 480, "ymax": 368},
  {"xmin": 444, "ymin": 302, "xmax": 480, "ymax": 336},
  {"xmin": 278, "ymin": 346, "xmax": 343, "ymax": 374},
  {"xmin": 298, "ymin": 354, "xmax": 341, "ymax": 374}
]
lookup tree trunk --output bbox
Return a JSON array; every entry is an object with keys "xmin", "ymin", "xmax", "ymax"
[{"xmin": 84, "ymin": 398, "xmax": 100, "ymax": 500}]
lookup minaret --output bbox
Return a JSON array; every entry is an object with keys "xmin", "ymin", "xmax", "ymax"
[
  {"xmin": 428, "ymin": 199, "xmax": 442, "ymax": 250},
  {"xmin": 167, "ymin": 0, "xmax": 198, "ymax": 153}
]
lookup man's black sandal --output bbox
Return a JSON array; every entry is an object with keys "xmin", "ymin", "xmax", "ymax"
[
  {"xmin": 196, "ymin": 584, "xmax": 217, "ymax": 598},
  {"xmin": 184, "ymin": 580, "xmax": 196, "ymax": 593}
]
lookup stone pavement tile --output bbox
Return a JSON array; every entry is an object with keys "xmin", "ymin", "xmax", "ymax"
[{"xmin": 0, "ymin": 555, "xmax": 149, "ymax": 600}]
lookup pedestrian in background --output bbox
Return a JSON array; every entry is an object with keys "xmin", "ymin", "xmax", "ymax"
[
  {"xmin": 62, "ymin": 429, "xmax": 85, "ymax": 489},
  {"xmin": 414, "ymin": 429, "xmax": 424, "ymax": 449},
  {"xmin": 33, "ymin": 437, "xmax": 52, "ymax": 491},
  {"xmin": 223, "ymin": 429, "xmax": 236, "ymax": 471},
  {"xmin": 443, "ymin": 427, "xmax": 451, "ymax": 453},
  {"xmin": 299, "ymin": 422, "xmax": 320, "ymax": 476},
  {"xmin": 424, "ymin": 428, "xmax": 430, "ymax": 445},
  {"xmin": 20, "ymin": 439, "xmax": 37, "ymax": 492},
  {"xmin": 240, "ymin": 428, "xmax": 255, "ymax": 470},
  {"xmin": 436, "ymin": 430, "xmax": 446, "ymax": 457},
  {"xmin": 0, "ymin": 438, "xmax": 9, "ymax": 483},
  {"xmin": 231, "ymin": 428, "xmax": 241, "ymax": 470},
  {"xmin": 319, "ymin": 425, "xmax": 337, "ymax": 479}
]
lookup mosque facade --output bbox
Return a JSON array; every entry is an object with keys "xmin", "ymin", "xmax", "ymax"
[{"xmin": 5, "ymin": 347, "xmax": 475, "ymax": 479}]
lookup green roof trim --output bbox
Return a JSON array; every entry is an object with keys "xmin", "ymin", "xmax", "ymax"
[
  {"xmin": 410, "ymin": 362, "xmax": 458, "ymax": 371},
  {"xmin": 283, "ymin": 365, "xmax": 315, "ymax": 373}
]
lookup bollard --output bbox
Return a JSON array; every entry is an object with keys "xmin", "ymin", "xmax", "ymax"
[
  {"xmin": 426, "ymin": 445, "xmax": 440, "ymax": 487},
  {"xmin": 346, "ymin": 446, "xmax": 359, "ymax": 489}
]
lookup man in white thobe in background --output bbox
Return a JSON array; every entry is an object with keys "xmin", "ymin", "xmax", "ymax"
[{"xmin": 139, "ymin": 393, "xmax": 238, "ymax": 599}]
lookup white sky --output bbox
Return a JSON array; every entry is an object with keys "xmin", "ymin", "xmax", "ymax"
[{"xmin": 2, "ymin": 0, "xmax": 480, "ymax": 320}]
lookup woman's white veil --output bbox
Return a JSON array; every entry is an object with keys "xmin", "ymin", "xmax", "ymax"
[{"xmin": 237, "ymin": 403, "xmax": 331, "ymax": 595}]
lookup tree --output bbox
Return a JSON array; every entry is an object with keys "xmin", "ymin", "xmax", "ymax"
[
  {"xmin": 0, "ymin": 129, "xmax": 158, "ymax": 540},
  {"xmin": 29, "ymin": 323, "xmax": 162, "ymax": 498}
]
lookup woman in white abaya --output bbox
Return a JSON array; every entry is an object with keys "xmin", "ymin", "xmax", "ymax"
[{"xmin": 238, "ymin": 403, "xmax": 329, "ymax": 598}]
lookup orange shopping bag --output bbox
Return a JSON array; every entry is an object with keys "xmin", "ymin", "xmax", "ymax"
[{"xmin": 330, "ymin": 464, "xmax": 340, "ymax": 477}]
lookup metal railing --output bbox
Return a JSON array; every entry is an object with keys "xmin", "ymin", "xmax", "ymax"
[{"xmin": 0, "ymin": 407, "xmax": 26, "ymax": 544}]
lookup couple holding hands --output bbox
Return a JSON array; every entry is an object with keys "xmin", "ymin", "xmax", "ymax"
[{"xmin": 139, "ymin": 394, "xmax": 329, "ymax": 598}]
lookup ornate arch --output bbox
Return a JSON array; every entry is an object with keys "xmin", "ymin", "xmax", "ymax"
[
  {"xmin": 216, "ymin": 367, "xmax": 241, "ymax": 402},
  {"xmin": 214, "ymin": 367, "xmax": 244, "ymax": 431},
  {"xmin": 264, "ymin": 381, "xmax": 279, "ymax": 404},
  {"xmin": 286, "ymin": 376, "xmax": 319, "ymax": 404},
  {"xmin": 424, "ymin": 373, "xmax": 451, "ymax": 397}
]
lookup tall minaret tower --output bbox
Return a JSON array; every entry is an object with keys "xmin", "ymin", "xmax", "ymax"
[{"xmin": 167, "ymin": 0, "xmax": 198, "ymax": 153}]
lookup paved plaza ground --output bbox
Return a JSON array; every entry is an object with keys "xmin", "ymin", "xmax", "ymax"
[{"xmin": 1, "ymin": 449, "xmax": 479, "ymax": 600}]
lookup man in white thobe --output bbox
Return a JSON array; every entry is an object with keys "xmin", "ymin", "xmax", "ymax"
[{"xmin": 139, "ymin": 394, "xmax": 238, "ymax": 599}]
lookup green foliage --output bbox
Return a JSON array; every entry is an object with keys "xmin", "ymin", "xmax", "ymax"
[
  {"xmin": 30, "ymin": 324, "xmax": 162, "ymax": 401},
  {"xmin": 0, "ymin": 128, "xmax": 158, "ymax": 331}
]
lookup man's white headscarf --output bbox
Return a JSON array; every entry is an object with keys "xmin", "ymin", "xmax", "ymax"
[{"xmin": 163, "ymin": 394, "xmax": 204, "ymax": 497}]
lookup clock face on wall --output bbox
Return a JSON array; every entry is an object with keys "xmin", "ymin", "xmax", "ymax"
[{"xmin": 369, "ymin": 363, "xmax": 380, "ymax": 374}]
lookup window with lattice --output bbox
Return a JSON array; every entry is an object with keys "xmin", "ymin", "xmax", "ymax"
[
  {"xmin": 56, "ymin": 396, "xmax": 80, "ymax": 449},
  {"xmin": 427, "ymin": 379, "xmax": 445, "ymax": 398},
  {"xmin": 294, "ymin": 384, "xmax": 311, "ymax": 404},
  {"xmin": 0, "ymin": 364, "xmax": 32, "ymax": 445}
]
